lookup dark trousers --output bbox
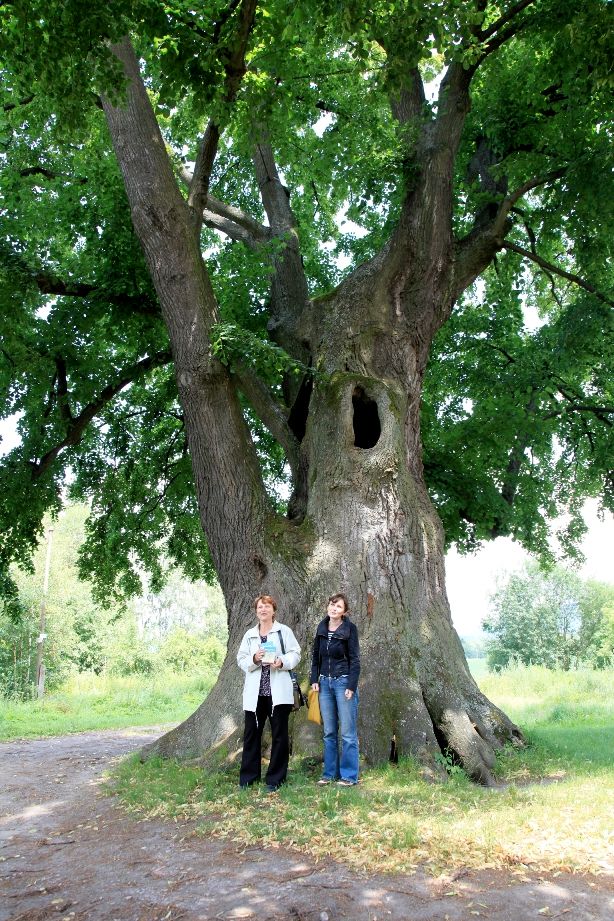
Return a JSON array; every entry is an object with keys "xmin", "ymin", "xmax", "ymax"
[{"xmin": 239, "ymin": 696, "xmax": 293, "ymax": 787}]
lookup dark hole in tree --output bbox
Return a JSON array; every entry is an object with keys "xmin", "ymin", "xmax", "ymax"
[
  {"xmin": 288, "ymin": 373, "xmax": 313, "ymax": 442},
  {"xmin": 352, "ymin": 386, "xmax": 381, "ymax": 448}
]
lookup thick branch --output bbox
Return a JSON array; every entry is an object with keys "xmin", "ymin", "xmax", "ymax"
[
  {"xmin": 503, "ymin": 241, "xmax": 614, "ymax": 307},
  {"xmin": 34, "ymin": 273, "xmax": 97, "ymax": 298},
  {"xmin": 432, "ymin": 61, "xmax": 473, "ymax": 152},
  {"xmin": 31, "ymin": 350, "xmax": 172, "ymax": 480},
  {"xmin": 384, "ymin": 61, "xmax": 471, "ymax": 280},
  {"xmin": 103, "ymin": 36, "xmax": 278, "ymax": 591},
  {"xmin": 188, "ymin": 0, "xmax": 258, "ymax": 230},
  {"xmin": 491, "ymin": 168, "xmax": 566, "ymax": 237},
  {"xmin": 32, "ymin": 271, "xmax": 161, "ymax": 317},
  {"xmin": 453, "ymin": 165, "xmax": 567, "ymax": 297},
  {"xmin": 252, "ymin": 135, "xmax": 310, "ymax": 358},
  {"xmin": 19, "ymin": 165, "xmax": 87, "ymax": 184},
  {"xmin": 3, "ymin": 94, "xmax": 35, "ymax": 112},
  {"xmin": 233, "ymin": 365, "xmax": 300, "ymax": 474},
  {"xmin": 391, "ymin": 70, "xmax": 427, "ymax": 124},
  {"xmin": 495, "ymin": 392, "xmax": 538, "ymax": 532},
  {"xmin": 54, "ymin": 356, "xmax": 73, "ymax": 424},
  {"xmin": 544, "ymin": 403, "xmax": 614, "ymax": 426},
  {"xmin": 478, "ymin": 0, "xmax": 536, "ymax": 42},
  {"xmin": 475, "ymin": 1, "xmax": 536, "ymax": 64},
  {"xmin": 202, "ymin": 194, "xmax": 270, "ymax": 249}
]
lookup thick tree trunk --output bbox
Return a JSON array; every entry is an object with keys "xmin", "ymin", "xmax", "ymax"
[
  {"xmin": 144, "ymin": 359, "xmax": 521, "ymax": 783},
  {"xmin": 102, "ymin": 37, "xmax": 522, "ymax": 785},
  {"xmin": 143, "ymin": 270, "xmax": 522, "ymax": 784}
]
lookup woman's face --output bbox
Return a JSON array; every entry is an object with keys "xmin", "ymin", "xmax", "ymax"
[
  {"xmin": 256, "ymin": 599, "xmax": 275, "ymax": 623},
  {"xmin": 327, "ymin": 598, "xmax": 346, "ymax": 618}
]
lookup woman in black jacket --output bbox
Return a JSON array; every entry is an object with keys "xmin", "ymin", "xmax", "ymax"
[{"xmin": 310, "ymin": 592, "xmax": 360, "ymax": 785}]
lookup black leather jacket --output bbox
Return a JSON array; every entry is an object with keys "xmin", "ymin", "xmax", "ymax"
[{"xmin": 310, "ymin": 616, "xmax": 360, "ymax": 692}]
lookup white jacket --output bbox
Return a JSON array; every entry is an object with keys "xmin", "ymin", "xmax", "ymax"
[{"xmin": 237, "ymin": 622, "xmax": 301, "ymax": 712}]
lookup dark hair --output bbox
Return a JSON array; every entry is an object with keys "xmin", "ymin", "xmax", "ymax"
[
  {"xmin": 328, "ymin": 592, "xmax": 349, "ymax": 614},
  {"xmin": 254, "ymin": 594, "xmax": 278, "ymax": 621}
]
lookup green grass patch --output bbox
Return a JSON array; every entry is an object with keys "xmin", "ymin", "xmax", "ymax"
[
  {"xmin": 0, "ymin": 671, "xmax": 216, "ymax": 740},
  {"xmin": 108, "ymin": 664, "xmax": 614, "ymax": 876}
]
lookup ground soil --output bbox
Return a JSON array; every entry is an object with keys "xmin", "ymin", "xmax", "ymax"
[{"xmin": 1, "ymin": 727, "xmax": 612, "ymax": 921}]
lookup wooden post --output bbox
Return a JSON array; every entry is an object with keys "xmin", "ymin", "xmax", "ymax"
[{"xmin": 35, "ymin": 527, "xmax": 54, "ymax": 699}]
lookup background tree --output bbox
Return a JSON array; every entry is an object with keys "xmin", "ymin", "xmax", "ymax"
[
  {"xmin": 1, "ymin": 0, "xmax": 613, "ymax": 782},
  {"xmin": 484, "ymin": 563, "xmax": 614, "ymax": 671},
  {"xmin": 0, "ymin": 505, "xmax": 127, "ymax": 696},
  {"xmin": 0, "ymin": 502, "xmax": 228, "ymax": 695}
]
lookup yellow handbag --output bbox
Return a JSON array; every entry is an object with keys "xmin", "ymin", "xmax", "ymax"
[{"xmin": 307, "ymin": 688, "xmax": 321, "ymax": 725}]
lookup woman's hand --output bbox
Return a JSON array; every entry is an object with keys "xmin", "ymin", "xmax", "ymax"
[
  {"xmin": 311, "ymin": 682, "xmax": 319, "ymax": 692},
  {"xmin": 271, "ymin": 657, "xmax": 284, "ymax": 669},
  {"xmin": 253, "ymin": 649, "xmax": 265, "ymax": 664},
  {"xmin": 344, "ymin": 689, "xmax": 354, "ymax": 700}
]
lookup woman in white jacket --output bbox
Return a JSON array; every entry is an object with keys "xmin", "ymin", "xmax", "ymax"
[{"xmin": 237, "ymin": 594, "xmax": 301, "ymax": 792}]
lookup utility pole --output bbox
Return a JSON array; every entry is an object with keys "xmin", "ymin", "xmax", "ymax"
[{"xmin": 35, "ymin": 526, "xmax": 54, "ymax": 699}]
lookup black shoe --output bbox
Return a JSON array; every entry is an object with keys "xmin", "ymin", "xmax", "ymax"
[{"xmin": 265, "ymin": 783, "xmax": 280, "ymax": 794}]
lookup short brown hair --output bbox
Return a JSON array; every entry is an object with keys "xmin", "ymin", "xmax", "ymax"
[
  {"xmin": 328, "ymin": 592, "xmax": 349, "ymax": 613},
  {"xmin": 254, "ymin": 594, "xmax": 278, "ymax": 614}
]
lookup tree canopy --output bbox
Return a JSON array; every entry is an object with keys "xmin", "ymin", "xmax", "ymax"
[{"xmin": 1, "ymin": 1, "xmax": 612, "ymax": 604}]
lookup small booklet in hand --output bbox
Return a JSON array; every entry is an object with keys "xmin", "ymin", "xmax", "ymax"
[{"xmin": 261, "ymin": 639, "xmax": 277, "ymax": 664}]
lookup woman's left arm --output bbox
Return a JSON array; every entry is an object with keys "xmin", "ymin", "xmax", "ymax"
[{"xmin": 347, "ymin": 623, "xmax": 360, "ymax": 693}]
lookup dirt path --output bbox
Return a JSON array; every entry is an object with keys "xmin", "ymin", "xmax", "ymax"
[{"xmin": 1, "ymin": 729, "xmax": 612, "ymax": 921}]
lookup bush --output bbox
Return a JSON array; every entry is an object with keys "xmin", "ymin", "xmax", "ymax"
[{"xmin": 156, "ymin": 628, "xmax": 225, "ymax": 673}]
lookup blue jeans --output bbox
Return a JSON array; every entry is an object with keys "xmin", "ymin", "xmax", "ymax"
[{"xmin": 319, "ymin": 675, "xmax": 359, "ymax": 783}]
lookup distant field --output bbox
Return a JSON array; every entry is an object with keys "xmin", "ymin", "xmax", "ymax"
[{"xmin": 0, "ymin": 671, "xmax": 215, "ymax": 740}]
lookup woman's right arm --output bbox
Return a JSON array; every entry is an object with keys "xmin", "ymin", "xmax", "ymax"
[{"xmin": 237, "ymin": 633, "xmax": 261, "ymax": 673}]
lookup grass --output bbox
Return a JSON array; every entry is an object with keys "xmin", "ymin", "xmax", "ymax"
[
  {"xmin": 107, "ymin": 663, "xmax": 614, "ymax": 878},
  {"xmin": 0, "ymin": 671, "xmax": 215, "ymax": 740}
]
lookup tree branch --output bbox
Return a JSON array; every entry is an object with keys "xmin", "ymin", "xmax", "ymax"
[
  {"xmin": 502, "ymin": 241, "xmax": 614, "ymax": 307},
  {"xmin": 544, "ymin": 403, "xmax": 614, "ymax": 426},
  {"xmin": 103, "ymin": 36, "xmax": 279, "ymax": 569},
  {"xmin": 233, "ymin": 365, "xmax": 300, "ymax": 475},
  {"xmin": 188, "ymin": 0, "xmax": 258, "ymax": 229},
  {"xmin": 475, "ymin": 1, "xmax": 537, "ymax": 64},
  {"xmin": 252, "ymin": 133, "xmax": 310, "ymax": 358},
  {"xmin": 54, "ymin": 356, "xmax": 73, "ymax": 424},
  {"xmin": 454, "ymin": 165, "xmax": 567, "ymax": 299},
  {"xmin": 32, "ymin": 271, "xmax": 161, "ymax": 317},
  {"xmin": 2, "ymin": 94, "xmax": 35, "ymax": 112},
  {"xmin": 19, "ymin": 165, "xmax": 87, "ymax": 184},
  {"xmin": 31, "ymin": 350, "xmax": 172, "ymax": 480},
  {"xmin": 203, "ymin": 194, "xmax": 271, "ymax": 248},
  {"xmin": 391, "ymin": 69, "xmax": 427, "ymax": 125},
  {"xmin": 491, "ymin": 168, "xmax": 566, "ymax": 237},
  {"xmin": 478, "ymin": 0, "xmax": 536, "ymax": 42}
]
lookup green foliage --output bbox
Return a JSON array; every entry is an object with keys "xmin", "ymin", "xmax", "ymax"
[
  {"xmin": 211, "ymin": 322, "xmax": 309, "ymax": 379},
  {"xmin": 0, "ymin": 0, "xmax": 612, "ymax": 599},
  {"xmin": 157, "ymin": 629, "xmax": 225, "ymax": 673},
  {"xmin": 483, "ymin": 562, "xmax": 614, "ymax": 671},
  {"xmin": 0, "ymin": 504, "xmax": 131, "ymax": 696}
]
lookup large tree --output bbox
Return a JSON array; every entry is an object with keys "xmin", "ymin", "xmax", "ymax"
[{"xmin": 1, "ymin": 0, "xmax": 612, "ymax": 783}]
